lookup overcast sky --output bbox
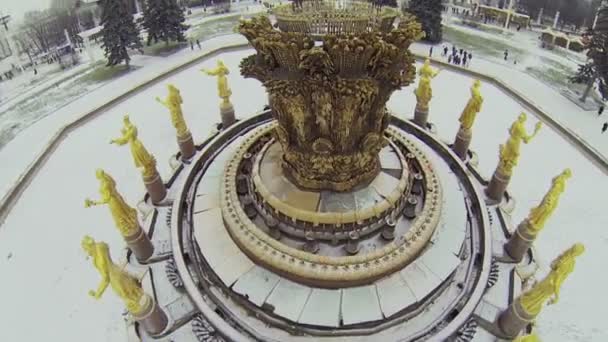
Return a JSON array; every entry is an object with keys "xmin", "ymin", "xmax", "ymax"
[{"xmin": 2, "ymin": 0, "xmax": 51, "ymax": 21}]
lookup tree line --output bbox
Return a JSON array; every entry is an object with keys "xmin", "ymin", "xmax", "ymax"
[{"xmin": 10, "ymin": 0, "xmax": 189, "ymax": 68}]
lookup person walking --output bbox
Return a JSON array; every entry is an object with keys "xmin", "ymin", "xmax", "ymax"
[
  {"xmin": 429, "ymin": 46, "xmax": 433, "ymax": 57},
  {"xmin": 463, "ymin": 53, "xmax": 468, "ymax": 67},
  {"xmin": 468, "ymin": 52, "xmax": 472, "ymax": 66},
  {"xmin": 443, "ymin": 45, "xmax": 448, "ymax": 57},
  {"xmin": 448, "ymin": 54, "xmax": 453, "ymax": 64},
  {"xmin": 196, "ymin": 39, "xmax": 201, "ymax": 50},
  {"xmin": 190, "ymin": 41, "xmax": 194, "ymax": 50},
  {"xmin": 504, "ymin": 49, "xmax": 509, "ymax": 61},
  {"xmin": 602, "ymin": 122, "xmax": 608, "ymax": 133},
  {"xmin": 598, "ymin": 105, "xmax": 605, "ymax": 116}
]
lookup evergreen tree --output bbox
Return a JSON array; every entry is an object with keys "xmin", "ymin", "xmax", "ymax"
[
  {"xmin": 406, "ymin": 0, "xmax": 443, "ymax": 43},
  {"xmin": 99, "ymin": 0, "xmax": 143, "ymax": 67},
  {"xmin": 570, "ymin": 63, "xmax": 595, "ymax": 84},
  {"xmin": 571, "ymin": 0, "xmax": 608, "ymax": 100},
  {"xmin": 141, "ymin": 0, "xmax": 189, "ymax": 46}
]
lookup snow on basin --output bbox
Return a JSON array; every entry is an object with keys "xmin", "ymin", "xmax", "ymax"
[
  {"xmin": 0, "ymin": 49, "xmax": 265, "ymax": 342},
  {"xmin": 0, "ymin": 54, "xmax": 605, "ymax": 342},
  {"xmin": 390, "ymin": 68, "xmax": 608, "ymax": 341}
]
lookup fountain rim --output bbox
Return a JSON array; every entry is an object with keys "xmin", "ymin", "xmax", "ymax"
[{"xmin": 170, "ymin": 111, "xmax": 492, "ymax": 341}]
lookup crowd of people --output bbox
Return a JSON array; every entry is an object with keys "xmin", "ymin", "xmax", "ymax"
[{"xmin": 429, "ymin": 45, "xmax": 473, "ymax": 68}]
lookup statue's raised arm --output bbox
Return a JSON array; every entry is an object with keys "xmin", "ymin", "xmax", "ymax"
[
  {"xmin": 523, "ymin": 120, "xmax": 542, "ymax": 143},
  {"xmin": 110, "ymin": 115, "xmax": 135, "ymax": 145},
  {"xmin": 155, "ymin": 96, "xmax": 168, "ymax": 108},
  {"xmin": 110, "ymin": 128, "xmax": 129, "ymax": 145}
]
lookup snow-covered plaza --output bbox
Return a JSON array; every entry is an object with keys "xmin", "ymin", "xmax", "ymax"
[
  {"xmin": 0, "ymin": 44, "xmax": 606, "ymax": 341},
  {"xmin": 0, "ymin": 3, "xmax": 608, "ymax": 334}
]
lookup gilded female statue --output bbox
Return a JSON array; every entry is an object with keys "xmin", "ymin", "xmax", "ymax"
[
  {"xmin": 82, "ymin": 235, "xmax": 145, "ymax": 313},
  {"xmin": 528, "ymin": 169, "xmax": 572, "ymax": 232},
  {"xmin": 414, "ymin": 59, "xmax": 440, "ymax": 110},
  {"xmin": 201, "ymin": 60, "xmax": 232, "ymax": 104},
  {"xmin": 498, "ymin": 113, "xmax": 542, "ymax": 175},
  {"xmin": 519, "ymin": 270, "xmax": 557, "ymax": 316},
  {"xmin": 458, "ymin": 80, "xmax": 483, "ymax": 130},
  {"xmin": 156, "ymin": 84, "xmax": 189, "ymax": 138},
  {"xmin": 85, "ymin": 169, "xmax": 139, "ymax": 237},
  {"xmin": 110, "ymin": 115, "xmax": 157, "ymax": 179},
  {"xmin": 419, "ymin": 58, "xmax": 440, "ymax": 79},
  {"xmin": 519, "ymin": 243, "xmax": 583, "ymax": 315},
  {"xmin": 547, "ymin": 243, "xmax": 584, "ymax": 305}
]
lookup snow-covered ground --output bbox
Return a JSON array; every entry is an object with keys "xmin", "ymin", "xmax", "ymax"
[
  {"xmin": 411, "ymin": 32, "xmax": 608, "ymax": 163},
  {"xmin": 0, "ymin": 49, "xmax": 606, "ymax": 341},
  {"xmin": 0, "ymin": 4, "xmax": 263, "ymax": 151},
  {"xmin": 390, "ymin": 70, "xmax": 608, "ymax": 341},
  {"xmin": 0, "ymin": 34, "xmax": 250, "ymax": 205}
]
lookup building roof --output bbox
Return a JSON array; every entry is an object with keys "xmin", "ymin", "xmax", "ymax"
[{"xmin": 78, "ymin": 25, "xmax": 102, "ymax": 38}]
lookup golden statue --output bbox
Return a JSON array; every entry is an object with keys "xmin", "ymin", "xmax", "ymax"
[
  {"xmin": 110, "ymin": 115, "xmax": 157, "ymax": 179},
  {"xmin": 519, "ymin": 243, "xmax": 583, "ymax": 315},
  {"xmin": 514, "ymin": 333, "xmax": 541, "ymax": 342},
  {"xmin": 156, "ymin": 84, "xmax": 189, "ymax": 138},
  {"xmin": 547, "ymin": 243, "xmax": 584, "ymax": 304},
  {"xmin": 414, "ymin": 59, "xmax": 440, "ymax": 110},
  {"xmin": 527, "ymin": 169, "xmax": 572, "ymax": 233},
  {"xmin": 498, "ymin": 113, "xmax": 542, "ymax": 175},
  {"xmin": 82, "ymin": 235, "xmax": 145, "ymax": 313},
  {"xmin": 201, "ymin": 60, "xmax": 232, "ymax": 104},
  {"xmin": 458, "ymin": 80, "xmax": 483, "ymax": 130},
  {"xmin": 85, "ymin": 169, "xmax": 139, "ymax": 237},
  {"xmin": 419, "ymin": 58, "xmax": 440, "ymax": 79}
]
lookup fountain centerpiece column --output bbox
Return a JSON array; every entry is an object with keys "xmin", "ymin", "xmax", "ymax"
[{"xmin": 238, "ymin": 5, "xmax": 422, "ymax": 191}]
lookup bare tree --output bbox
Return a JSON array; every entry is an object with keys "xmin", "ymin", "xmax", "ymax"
[{"xmin": 19, "ymin": 8, "xmax": 80, "ymax": 55}]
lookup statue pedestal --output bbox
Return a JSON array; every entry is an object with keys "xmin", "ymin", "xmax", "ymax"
[
  {"xmin": 485, "ymin": 168, "xmax": 511, "ymax": 202},
  {"xmin": 220, "ymin": 101, "xmax": 236, "ymax": 129},
  {"xmin": 413, "ymin": 103, "xmax": 429, "ymax": 129},
  {"xmin": 453, "ymin": 127, "xmax": 472, "ymax": 161},
  {"xmin": 124, "ymin": 226, "xmax": 154, "ymax": 262},
  {"xmin": 497, "ymin": 298, "xmax": 534, "ymax": 338},
  {"xmin": 144, "ymin": 170, "xmax": 167, "ymax": 205},
  {"xmin": 133, "ymin": 294, "xmax": 169, "ymax": 336},
  {"xmin": 504, "ymin": 219, "xmax": 535, "ymax": 262},
  {"xmin": 177, "ymin": 131, "xmax": 195, "ymax": 161}
]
